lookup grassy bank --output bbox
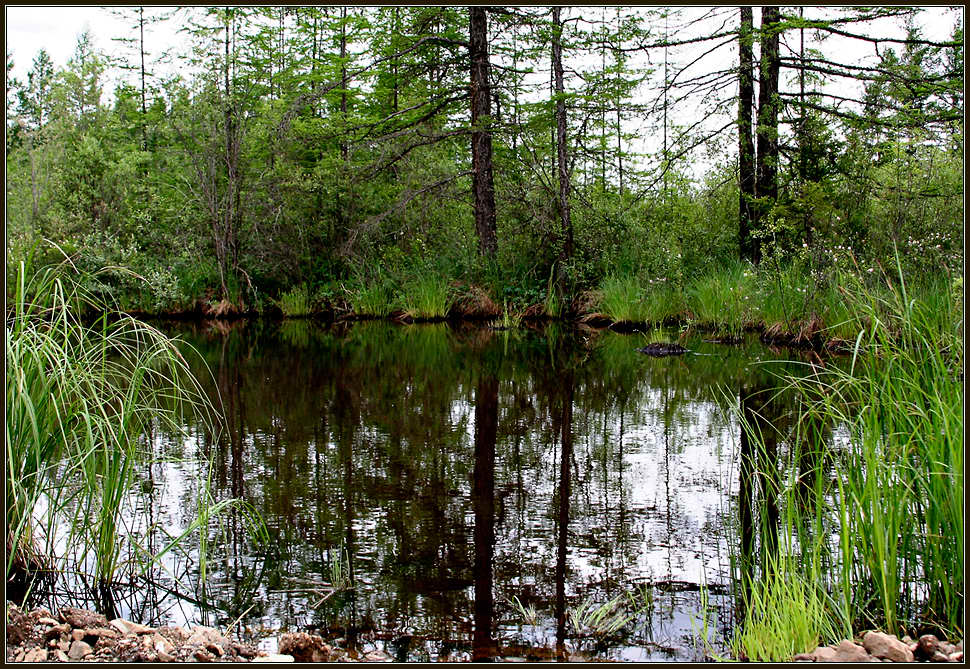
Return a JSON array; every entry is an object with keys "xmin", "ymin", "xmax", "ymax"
[
  {"xmin": 233, "ymin": 260, "xmax": 960, "ymax": 355},
  {"xmin": 726, "ymin": 264, "xmax": 963, "ymax": 661},
  {"xmin": 5, "ymin": 258, "xmax": 264, "ymax": 608}
]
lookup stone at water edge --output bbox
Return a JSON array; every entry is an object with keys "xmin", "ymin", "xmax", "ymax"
[
  {"xmin": 812, "ymin": 646, "xmax": 838, "ymax": 661},
  {"xmin": 253, "ymin": 653, "xmax": 296, "ymax": 662},
  {"xmin": 109, "ymin": 617, "xmax": 155, "ymax": 635},
  {"xmin": 278, "ymin": 631, "xmax": 332, "ymax": 662},
  {"xmin": 863, "ymin": 631, "xmax": 915, "ymax": 663},
  {"xmin": 832, "ymin": 640, "xmax": 870, "ymax": 662},
  {"xmin": 23, "ymin": 648, "xmax": 48, "ymax": 662},
  {"xmin": 59, "ymin": 607, "xmax": 108, "ymax": 630},
  {"xmin": 916, "ymin": 634, "xmax": 941, "ymax": 660},
  {"xmin": 67, "ymin": 639, "xmax": 93, "ymax": 660}
]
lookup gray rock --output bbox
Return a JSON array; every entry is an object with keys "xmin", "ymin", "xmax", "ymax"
[
  {"xmin": 67, "ymin": 640, "xmax": 93, "ymax": 660},
  {"xmin": 833, "ymin": 640, "xmax": 870, "ymax": 663},
  {"xmin": 54, "ymin": 649, "xmax": 69, "ymax": 662},
  {"xmin": 931, "ymin": 650, "xmax": 950, "ymax": 662},
  {"xmin": 948, "ymin": 651, "xmax": 963, "ymax": 662},
  {"xmin": 792, "ymin": 652, "xmax": 815, "ymax": 662},
  {"xmin": 863, "ymin": 631, "xmax": 914, "ymax": 663},
  {"xmin": 37, "ymin": 617, "xmax": 59, "ymax": 627}
]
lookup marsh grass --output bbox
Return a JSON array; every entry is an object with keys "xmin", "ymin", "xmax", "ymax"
[
  {"xmin": 598, "ymin": 274, "xmax": 646, "ymax": 322},
  {"xmin": 568, "ymin": 594, "xmax": 634, "ymax": 638},
  {"xmin": 276, "ymin": 283, "xmax": 312, "ymax": 317},
  {"xmin": 400, "ymin": 275, "xmax": 453, "ymax": 319},
  {"xmin": 731, "ymin": 556, "xmax": 843, "ymax": 662},
  {"xmin": 349, "ymin": 281, "xmax": 393, "ymax": 318},
  {"xmin": 6, "ymin": 255, "xmax": 265, "ymax": 608},
  {"xmin": 686, "ymin": 263, "xmax": 756, "ymax": 335},
  {"xmin": 727, "ymin": 258, "xmax": 963, "ymax": 655}
]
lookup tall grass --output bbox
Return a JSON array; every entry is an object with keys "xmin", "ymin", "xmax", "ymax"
[
  {"xmin": 728, "ymin": 259, "xmax": 963, "ymax": 655},
  {"xmin": 349, "ymin": 282, "xmax": 393, "ymax": 318},
  {"xmin": 731, "ymin": 556, "xmax": 844, "ymax": 662},
  {"xmin": 598, "ymin": 274, "xmax": 646, "ymax": 322},
  {"xmin": 686, "ymin": 263, "xmax": 756, "ymax": 335},
  {"xmin": 276, "ymin": 283, "xmax": 312, "ymax": 317},
  {"xmin": 400, "ymin": 275, "xmax": 453, "ymax": 319},
  {"xmin": 6, "ymin": 256, "xmax": 262, "ymax": 606}
]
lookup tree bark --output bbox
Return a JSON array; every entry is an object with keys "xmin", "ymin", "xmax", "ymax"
[
  {"xmin": 552, "ymin": 7, "xmax": 573, "ymax": 268},
  {"xmin": 469, "ymin": 7, "xmax": 498, "ymax": 258},
  {"xmin": 755, "ymin": 5, "xmax": 781, "ymax": 263},
  {"xmin": 738, "ymin": 7, "xmax": 757, "ymax": 263},
  {"xmin": 139, "ymin": 7, "xmax": 147, "ymax": 150}
]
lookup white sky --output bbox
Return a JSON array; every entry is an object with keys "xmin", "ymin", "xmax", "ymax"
[{"xmin": 5, "ymin": 6, "xmax": 962, "ymax": 180}]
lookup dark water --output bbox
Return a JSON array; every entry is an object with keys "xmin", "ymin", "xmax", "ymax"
[{"xmin": 38, "ymin": 319, "xmax": 816, "ymax": 661}]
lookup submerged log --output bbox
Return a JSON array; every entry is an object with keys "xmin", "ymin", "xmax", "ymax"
[{"xmin": 636, "ymin": 342, "xmax": 689, "ymax": 357}]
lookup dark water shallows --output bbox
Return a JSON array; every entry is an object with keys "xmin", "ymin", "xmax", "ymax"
[{"xmin": 38, "ymin": 320, "xmax": 816, "ymax": 661}]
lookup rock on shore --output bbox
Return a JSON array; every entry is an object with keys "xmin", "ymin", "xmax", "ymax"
[
  {"xmin": 5, "ymin": 603, "xmax": 395, "ymax": 663},
  {"xmin": 793, "ymin": 632, "xmax": 963, "ymax": 663}
]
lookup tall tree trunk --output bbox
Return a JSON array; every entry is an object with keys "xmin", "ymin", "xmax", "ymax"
[
  {"xmin": 615, "ymin": 8, "xmax": 624, "ymax": 196},
  {"xmin": 139, "ymin": 6, "xmax": 147, "ymax": 150},
  {"xmin": 340, "ymin": 7, "xmax": 348, "ymax": 163},
  {"xmin": 738, "ymin": 7, "xmax": 757, "ymax": 263},
  {"xmin": 392, "ymin": 7, "xmax": 399, "ymax": 114},
  {"xmin": 469, "ymin": 7, "xmax": 498, "ymax": 258},
  {"xmin": 755, "ymin": 5, "xmax": 781, "ymax": 264},
  {"xmin": 552, "ymin": 7, "xmax": 573, "ymax": 270}
]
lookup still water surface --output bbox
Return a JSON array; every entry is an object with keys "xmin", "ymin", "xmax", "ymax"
[{"xmin": 53, "ymin": 320, "xmax": 816, "ymax": 661}]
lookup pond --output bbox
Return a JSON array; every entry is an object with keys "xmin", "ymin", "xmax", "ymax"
[{"xmin": 30, "ymin": 319, "xmax": 823, "ymax": 661}]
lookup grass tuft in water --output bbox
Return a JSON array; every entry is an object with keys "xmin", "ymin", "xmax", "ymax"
[
  {"xmin": 276, "ymin": 283, "xmax": 312, "ymax": 317},
  {"xmin": 728, "ymin": 257, "xmax": 963, "ymax": 653},
  {"xmin": 400, "ymin": 275, "xmax": 453, "ymax": 319},
  {"xmin": 6, "ymin": 254, "xmax": 264, "ymax": 606}
]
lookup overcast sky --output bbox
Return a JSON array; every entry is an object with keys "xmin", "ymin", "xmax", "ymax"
[{"xmin": 5, "ymin": 6, "xmax": 962, "ymax": 179}]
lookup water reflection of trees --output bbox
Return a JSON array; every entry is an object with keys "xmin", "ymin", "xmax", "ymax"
[{"xmin": 163, "ymin": 320, "xmax": 813, "ymax": 657}]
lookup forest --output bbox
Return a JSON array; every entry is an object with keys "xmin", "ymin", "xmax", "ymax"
[
  {"xmin": 4, "ymin": 5, "xmax": 965, "ymax": 663},
  {"xmin": 5, "ymin": 6, "xmax": 963, "ymax": 334}
]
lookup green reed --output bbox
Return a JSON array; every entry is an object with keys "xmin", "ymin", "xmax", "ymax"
[
  {"xmin": 399, "ymin": 275, "xmax": 454, "ymax": 319},
  {"xmin": 728, "ymin": 258, "xmax": 963, "ymax": 657},
  {"xmin": 6, "ymin": 255, "xmax": 261, "ymax": 601}
]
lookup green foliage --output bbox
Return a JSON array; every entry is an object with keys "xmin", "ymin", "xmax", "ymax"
[
  {"xmin": 276, "ymin": 283, "xmax": 312, "ymax": 317},
  {"xmin": 568, "ymin": 595, "xmax": 634, "ymax": 639},
  {"xmin": 728, "ymin": 259, "xmax": 963, "ymax": 649},
  {"xmin": 399, "ymin": 275, "xmax": 454, "ymax": 320},
  {"xmin": 732, "ymin": 559, "xmax": 843, "ymax": 662},
  {"xmin": 5, "ymin": 256, "xmax": 259, "ymax": 591}
]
